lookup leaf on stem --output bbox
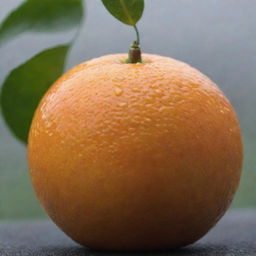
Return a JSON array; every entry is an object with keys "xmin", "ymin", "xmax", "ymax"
[{"xmin": 102, "ymin": 0, "xmax": 144, "ymax": 26}]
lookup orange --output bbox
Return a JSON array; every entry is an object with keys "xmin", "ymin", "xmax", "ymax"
[{"xmin": 28, "ymin": 54, "xmax": 243, "ymax": 250}]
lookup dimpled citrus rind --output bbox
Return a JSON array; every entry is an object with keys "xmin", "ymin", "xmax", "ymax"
[{"xmin": 28, "ymin": 54, "xmax": 242, "ymax": 250}]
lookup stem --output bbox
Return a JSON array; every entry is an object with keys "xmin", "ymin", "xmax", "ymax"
[
  {"xmin": 126, "ymin": 25, "xmax": 142, "ymax": 63},
  {"xmin": 133, "ymin": 25, "xmax": 140, "ymax": 46}
]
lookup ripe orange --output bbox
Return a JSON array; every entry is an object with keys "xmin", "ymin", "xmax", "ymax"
[{"xmin": 28, "ymin": 54, "xmax": 243, "ymax": 250}]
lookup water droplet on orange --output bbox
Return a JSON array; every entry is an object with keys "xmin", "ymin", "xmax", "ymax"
[{"xmin": 114, "ymin": 87, "xmax": 123, "ymax": 96}]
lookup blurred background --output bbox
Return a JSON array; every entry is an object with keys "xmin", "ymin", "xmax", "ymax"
[{"xmin": 0, "ymin": 0, "xmax": 255, "ymax": 219}]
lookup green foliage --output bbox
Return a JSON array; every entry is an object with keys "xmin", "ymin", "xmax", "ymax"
[
  {"xmin": 0, "ymin": 0, "xmax": 84, "ymax": 143},
  {"xmin": 1, "ymin": 46, "xmax": 69, "ymax": 143},
  {"xmin": 0, "ymin": 0, "xmax": 83, "ymax": 46},
  {"xmin": 102, "ymin": 0, "xmax": 144, "ymax": 26}
]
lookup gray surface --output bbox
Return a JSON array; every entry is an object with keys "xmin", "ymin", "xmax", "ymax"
[{"xmin": 0, "ymin": 210, "xmax": 256, "ymax": 256}]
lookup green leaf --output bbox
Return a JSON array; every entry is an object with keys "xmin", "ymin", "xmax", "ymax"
[
  {"xmin": 0, "ymin": 46, "xmax": 69, "ymax": 143},
  {"xmin": 0, "ymin": 0, "xmax": 83, "ymax": 46},
  {"xmin": 102, "ymin": 0, "xmax": 144, "ymax": 26},
  {"xmin": 0, "ymin": 0, "xmax": 84, "ymax": 143}
]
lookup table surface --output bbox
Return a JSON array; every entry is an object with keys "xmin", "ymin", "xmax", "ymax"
[{"xmin": 0, "ymin": 210, "xmax": 256, "ymax": 256}]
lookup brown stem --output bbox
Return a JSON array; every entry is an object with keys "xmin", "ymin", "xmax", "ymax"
[{"xmin": 127, "ymin": 41, "xmax": 142, "ymax": 64}]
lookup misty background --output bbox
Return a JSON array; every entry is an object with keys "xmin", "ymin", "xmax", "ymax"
[{"xmin": 0, "ymin": 0, "xmax": 255, "ymax": 219}]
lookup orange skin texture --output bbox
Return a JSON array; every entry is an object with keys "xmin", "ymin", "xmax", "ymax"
[{"xmin": 28, "ymin": 54, "xmax": 243, "ymax": 250}]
